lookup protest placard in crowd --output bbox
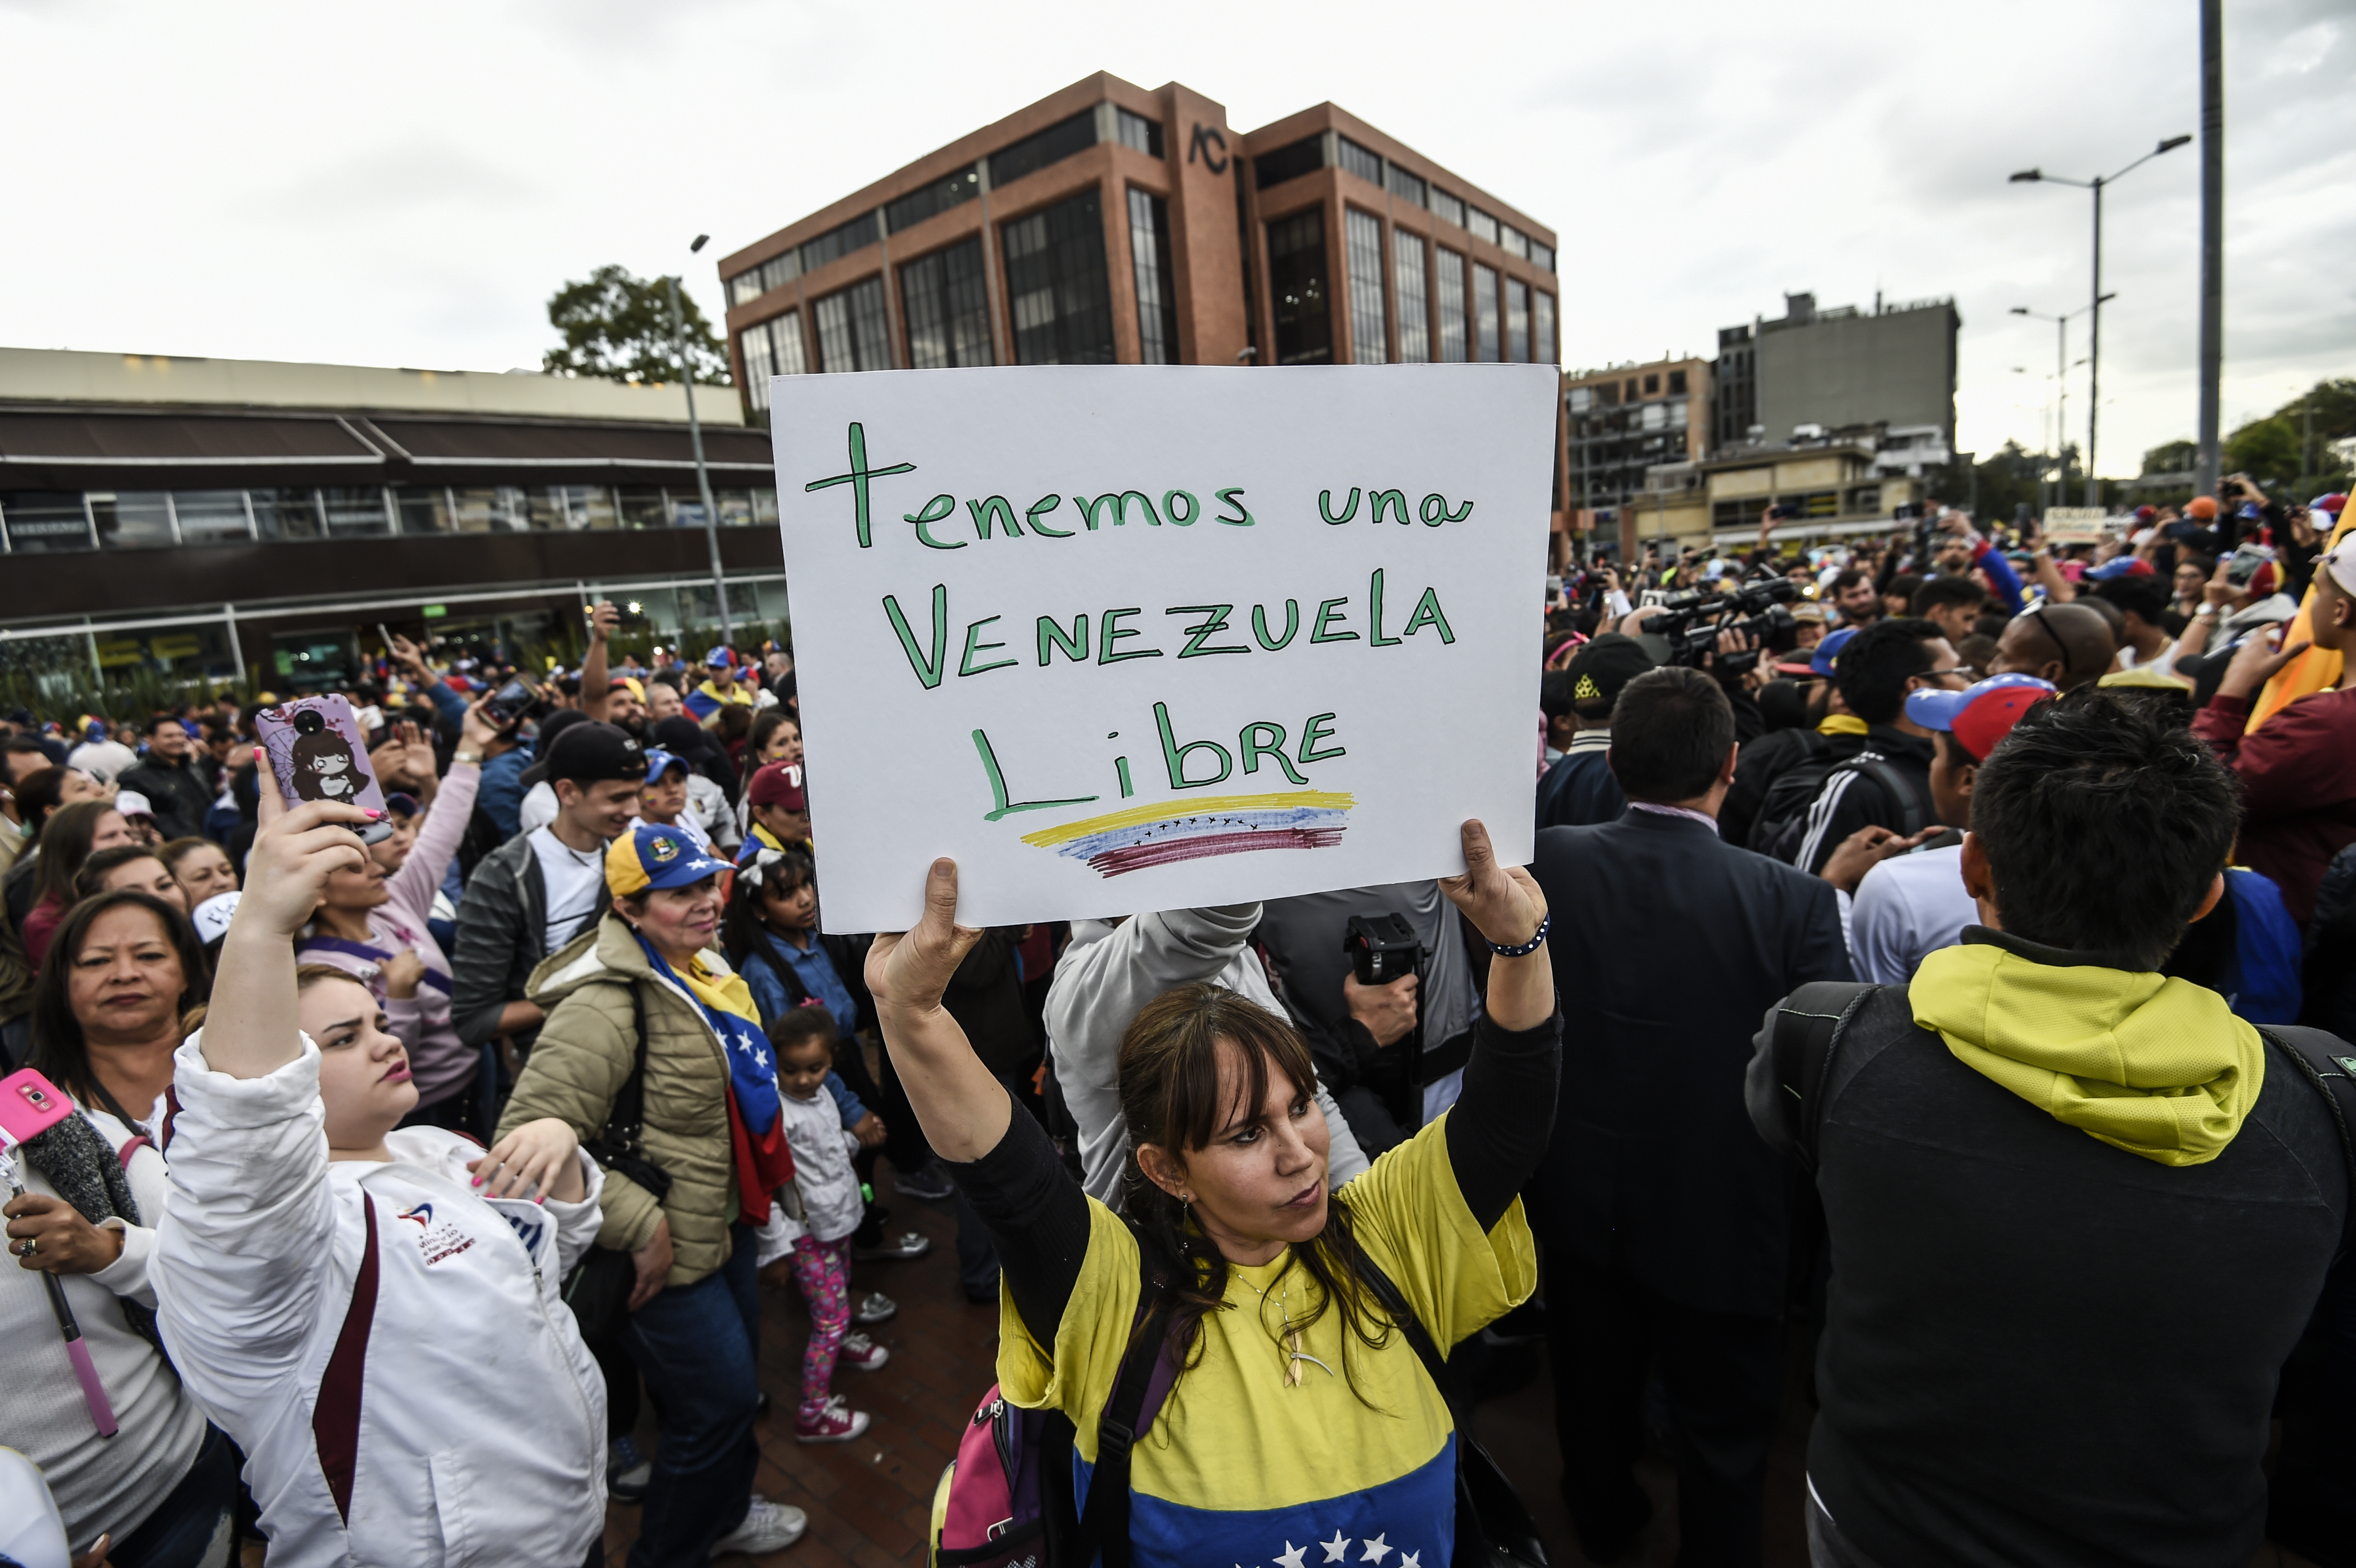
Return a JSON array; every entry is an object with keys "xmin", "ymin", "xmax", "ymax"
[{"xmin": 769, "ymin": 364, "xmax": 1558, "ymax": 930}]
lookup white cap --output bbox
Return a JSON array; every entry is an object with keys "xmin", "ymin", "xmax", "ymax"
[
  {"xmin": 0, "ymin": 1446, "xmax": 69, "ymax": 1568},
  {"xmin": 113, "ymin": 789, "xmax": 155, "ymax": 820},
  {"xmin": 2321, "ymin": 537, "xmax": 2356, "ymax": 599},
  {"xmin": 65, "ymin": 739, "xmax": 136, "ymax": 786},
  {"xmin": 191, "ymin": 890, "xmax": 240, "ymax": 944}
]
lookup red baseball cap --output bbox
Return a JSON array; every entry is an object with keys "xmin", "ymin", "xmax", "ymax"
[{"xmin": 748, "ymin": 761, "xmax": 806, "ymax": 810}]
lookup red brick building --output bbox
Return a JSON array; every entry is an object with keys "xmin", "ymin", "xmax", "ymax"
[{"xmin": 716, "ymin": 72, "xmax": 1560, "ymax": 401}]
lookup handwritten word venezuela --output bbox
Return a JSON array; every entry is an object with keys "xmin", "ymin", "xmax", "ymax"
[{"xmin": 804, "ymin": 421, "xmax": 1471, "ymax": 818}]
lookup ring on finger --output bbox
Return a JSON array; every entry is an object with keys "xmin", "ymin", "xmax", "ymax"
[{"xmin": 15, "ymin": 1237, "xmax": 33, "ymax": 1257}]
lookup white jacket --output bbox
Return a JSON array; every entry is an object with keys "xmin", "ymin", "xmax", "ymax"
[
  {"xmin": 1044, "ymin": 904, "xmax": 1369, "ymax": 1205},
  {"xmin": 153, "ymin": 1034, "xmax": 607, "ymax": 1567}
]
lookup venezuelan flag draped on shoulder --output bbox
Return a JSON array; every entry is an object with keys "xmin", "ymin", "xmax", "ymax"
[{"xmin": 998, "ymin": 1113, "xmax": 1536, "ymax": 1568}]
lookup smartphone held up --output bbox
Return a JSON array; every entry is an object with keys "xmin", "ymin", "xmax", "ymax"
[{"xmin": 251, "ymin": 695, "xmax": 396, "ymax": 843}]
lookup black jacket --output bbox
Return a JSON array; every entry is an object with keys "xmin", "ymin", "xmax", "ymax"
[
  {"xmin": 1534, "ymin": 735, "xmax": 1624, "ymax": 831},
  {"xmin": 1789, "ymin": 725, "xmax": 1938, "ymax": 876},
  {"xmin": 450, "ymin": 830, "xmax": 609, "ymax": 1052},
  {"xmin": 1749, "ymin": 930, "xmax": 2348, "ymax": 1568},
  {"xmin": 1527, "ymin": 808, "xmax": 1851, "ymax": 1317},
  {"xmin": 119, "ymin": 753, "xmax": 213, "ymax": 842}
]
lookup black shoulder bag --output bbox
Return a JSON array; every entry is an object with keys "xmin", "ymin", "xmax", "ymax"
[
  {"xmin": 562, "ymin": 981, "xmax": 675, "ymax": 1341},
  {"xmin": 1359, "ymin": 1259, "xmax": 1549, "ymax": 1568}
]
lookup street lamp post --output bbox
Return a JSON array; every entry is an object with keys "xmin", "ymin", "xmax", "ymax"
[
  {"xmin": 665, "ymin": 234, "xmax": 732, "ymax": 646},
  {"xmin": 2009, "ymin": 134, "xmax": 2191, "ymax": 508},
  {"xmin": 2010, "ymin": 299, "xmax": 2109, "ymax": 511}
]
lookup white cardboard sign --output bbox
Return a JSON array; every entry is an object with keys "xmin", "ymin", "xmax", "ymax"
[{"xmin": 769, "ymin": 364, "xmax": 1556, "ymax": 933}]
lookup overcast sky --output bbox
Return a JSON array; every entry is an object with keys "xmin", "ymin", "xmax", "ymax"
[{"xmin": 3, "ymin": 0, "xmax": 2347, "ymax": 477}]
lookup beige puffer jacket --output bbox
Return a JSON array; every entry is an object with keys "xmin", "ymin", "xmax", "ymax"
[{"xmin": 499, "ymin": 911, "xmax": 743, "ymax": 1287}]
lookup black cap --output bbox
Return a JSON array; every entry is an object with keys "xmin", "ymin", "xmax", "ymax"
[
  {"xmin": 521, "ymin": 720, "xmax": 648, "ymax": 788},
  {"xmin": 1562, "ymin": 633, "xmax": 1656, "ymax": 709}
]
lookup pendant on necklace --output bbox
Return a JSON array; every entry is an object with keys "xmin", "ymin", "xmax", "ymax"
[{"xmin": 1283, "ymin": 1328, "xmax": 1334, "ymax": 1386}]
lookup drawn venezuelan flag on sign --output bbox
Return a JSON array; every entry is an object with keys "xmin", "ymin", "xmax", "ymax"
[{"xmin": 1020, "ymin": 791, "xmax": 1356, "ymax": 879}]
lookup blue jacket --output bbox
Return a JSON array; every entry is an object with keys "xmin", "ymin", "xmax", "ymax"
[
  {"xmin": 476, "ymin": 748, "xmax": 533, "ymax": 840},
  {"xmin": 739, "ymin": 933, "xmax": 859, "ymax": 1040}
]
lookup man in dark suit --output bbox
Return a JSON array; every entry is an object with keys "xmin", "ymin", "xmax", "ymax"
[{"xmin": 1527, "ymin": 665, "xmax": 1852, "ymax": 1567}]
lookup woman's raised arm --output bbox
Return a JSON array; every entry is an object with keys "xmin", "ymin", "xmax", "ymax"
[{"xmin": 864, "ymin": 859, "xmax": 1012, "ymax": 1163}]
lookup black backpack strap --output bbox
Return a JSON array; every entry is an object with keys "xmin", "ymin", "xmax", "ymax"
[
  {"xmin": 1767, "ymin": 981, "xmax": 1880, "ymax": 1173},
  {"xmin": 1845, "ymin": 756, "xmax": 1930, "ymax": 838},
  {"xmin": 582, "ymin": 979, "xmax": 672, "ymax": 1201},
  {"xmin": 1074, "ymin": 1255, "xmax": 1179, "ymax": 1568},
  {"xmin": 2259, "ymin": 1026, "xmax": 2356, "ymax": 1260}
]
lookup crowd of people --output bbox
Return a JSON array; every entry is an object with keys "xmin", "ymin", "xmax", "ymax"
[{"xmin": 0, "ymin": 475, "xmax": 2351, "ymax": 1568}]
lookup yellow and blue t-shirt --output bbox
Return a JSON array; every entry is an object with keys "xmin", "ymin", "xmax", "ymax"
[{"xmin": 996, "ymin": 1113, "xmax": 1536, "ymax": 1568}]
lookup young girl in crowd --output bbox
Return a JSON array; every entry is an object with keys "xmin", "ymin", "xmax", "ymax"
[
  {"xmin": 764, "ymin": 1004, "xmax": 889, "ymax": 1443},
  {"xmin": 152, "ymin": 788, "xmax": 609, "ymax": 1567},
  {"xmin": 636, "ymin": 748, "xmax": 715, "ymax": 856}
]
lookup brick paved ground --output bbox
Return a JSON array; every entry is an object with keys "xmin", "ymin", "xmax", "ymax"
[{"xmin": 600, "ymin": 1164, "xmax": 996, "ymax": 1567}]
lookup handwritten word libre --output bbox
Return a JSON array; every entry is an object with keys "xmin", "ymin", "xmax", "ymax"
[
  {"xmin": 882, "ymin": 572, "xmax": 1456, "ymax": 691},
  {"xmin": 803, "ymin": 422, "xmax": 1474, "ymax": 550}
]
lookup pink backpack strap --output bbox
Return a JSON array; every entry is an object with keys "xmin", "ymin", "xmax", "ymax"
[{"xmin": 117, "ymin": 1135, "xmax": 152, "ymax": 1170}]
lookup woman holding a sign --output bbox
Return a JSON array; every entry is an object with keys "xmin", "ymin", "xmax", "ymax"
[{"xmin": 870, "ymin": 820, "xmax": 1558, "ymax": 1567}]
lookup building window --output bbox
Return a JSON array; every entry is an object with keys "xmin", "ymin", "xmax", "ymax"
[
  {"xmin": 799, "ymin": 210, "xmax": 881, "ymax": 276},
  {"xmin": 1002, "ymin": 189, "xmax": 1116, "ymax": 365},
  {"xmin": 1394, "ymin": 233, "xmax": 1430, "ymax": 363},
  {"xmin": 1530, "ymin": 241, "xmax": 1554, "ymax": 273},
  {"xmin": 1505, "ymin": 277, "xmax": 1530, "ymax": 363},
  {"xmin": 250, "ymin": 488, "xmax": 322, "ymax": 540},
  {"xmin": 1644, "ymin": 374, "xmax": 1660, "ymax": 395},
  {"xmin": 814, "ymin": 277, "xmax": 891, "ymax": 371},
  {"xmin": 1345, "ymin": 208, "xmax": 1388, "ymax": 365},
  {"xmin": 1533, "ymin": 291, "xmax": 1556, "ymax": 366},
  {"xmin": 989, "ymin": 109, "xmax": 1098, "ymax": 189},
  {"xmin": 1640, "ymin": 402, "xmax": 1667, "ymax": 431},
  {"xmin": 90, "ymin": 491, "xmax": 175, "ymax": 549},
  {"xmin": 1668, "ymin": 399, "xmax": 1690, "ymax": 428},
  {"xmin": 173, "ymin": 490, "xmax": 254, "ymax": 544},
  {"xmin": 901, "ymin": 237, "xmax": 995, "ymax": 369},
  {"xmin": 740, "ymin": 324, "xmax": 776, "ymax": 411},
  {"xmin": 1500, "ymin": 224, "xmax": 1530, "ymax": 261},
  {"xmin": 1472, "ymin": 263, "xmax": 1501, "ymax": 362},
  {"xmin": 320, "ymin": 487, "xmax": 392, "ymax": 537},
  {"xmin": 1429, "ymin": 189, "xmax": 1466, "ymax": 228},
  {"xmin": 1116, "ymin": 109, "xmax": 1163, "ymax": 157},
  {"xmin": 771, "ymin": 311, "xmax": 808, "ymax": 376},
  {"xmin": 389, "ymin": 487, "xmax": 450, "ymax": 534},
  {"xmin": 1337, "ymin": 135, "xmax": 1383, "ymax": 186},
  {"xmin": 884, "ymin": 165, "xmax": 981, "ymax": 234},
  {"xmin": 1254, "ymin": 134, "xmax": 1324, "ymax": 189},
  {"xmin": 1387, "ymin": 163, "xmax": 1427, "ymax": 208},
  {"xmin": 1127, "ymin": 188, "xmax": 1181, "ymax": 365},
  {"xmin": 1466, "ymin": 206, "xmax": 1500, "ymax": 246},
  {"xmin": 1435, "ymin": 248, "xmax": 1468, "ymax": 362},
  {"xmin": 1266, "ymin": 208, "xmax": 1333, "ymax": 366},
  {"xmin": 1668, "ymin": 369, "xmax": 1687, "ymax": 395}
]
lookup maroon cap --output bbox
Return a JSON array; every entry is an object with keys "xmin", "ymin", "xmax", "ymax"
[{"xmin": 748, "ymin": 761, "xmax": 806, "ymax": 810}]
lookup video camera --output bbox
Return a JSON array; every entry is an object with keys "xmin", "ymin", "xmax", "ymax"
[
  {"xmin": 1636, "ymin": 575, "xmax": 1802, "ymax": 675},
  {"xmin": 1345, "ymin": 914, "xmax": 1424, "ymax": 987}
]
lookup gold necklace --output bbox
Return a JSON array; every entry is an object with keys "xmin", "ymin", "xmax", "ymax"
[{"xmin": 1237, "ymin": 1266, "xmax": 1333, "ymax": 1387}]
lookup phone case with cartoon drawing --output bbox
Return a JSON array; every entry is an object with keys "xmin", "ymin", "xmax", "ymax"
[{"xmin": 252, "ymin": 694, "xmax": 396, "ymax": 843}]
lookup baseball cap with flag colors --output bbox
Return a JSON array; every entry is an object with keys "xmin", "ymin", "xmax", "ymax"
[
  {"xmin": 605, "ymin": 821, "xmax": 728, "ymax": 897},
  {"xmin": 1904, "ymin": 673, "xmax": 2058, "ymax": 762}
]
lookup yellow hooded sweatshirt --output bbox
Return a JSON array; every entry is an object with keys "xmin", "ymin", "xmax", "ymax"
[{"xmin": 1909, "ymin": 941, "xmax": 2266, "ymax": 1167}]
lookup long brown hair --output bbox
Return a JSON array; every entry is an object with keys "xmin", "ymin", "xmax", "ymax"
[
  {"xmin": 1118, "ymin": 983, "xmax": 1396, "ymax": 1402},
  {"xmin": 31, "ymin": 800, "xmax": 125, "ymax": 912}
]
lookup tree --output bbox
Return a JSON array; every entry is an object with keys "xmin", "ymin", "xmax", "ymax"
[
  {"xmin": 2223, "ymin": 416, "xmax": 2300, "ymax": 486},
  {"xmin": 544, "ymin": 264, "xmax": 731, "ymax": 385}
]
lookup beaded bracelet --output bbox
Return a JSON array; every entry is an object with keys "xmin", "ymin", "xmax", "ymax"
[{"xmin": 1487, "ymin": 914, "xmax": 1549, "ymax": 958}]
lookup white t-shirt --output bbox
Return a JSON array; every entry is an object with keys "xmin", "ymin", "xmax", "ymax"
[
  {"xmin": 633, "ymin": 809, "xmax": 713, "ymax": 856},
  {"xmin": 529, "ymin": 825, "xmax": 607, "ymax": 954},
  {"xmin": 1848, "ymin": 843, "xmax": 1977, "ymax": 984},
  {"xmin": 2116, "ymin": 642, "xmax": 2179, "ymax": 679}
]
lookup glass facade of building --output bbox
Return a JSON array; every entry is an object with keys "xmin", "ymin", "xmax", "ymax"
[
  {"xmin": 1435, "ymin": 249, "xmax": 1468, "ymax": 363},
  {"xmin": 1267, "ymin": 208, "xmax": 1332, "ymax": 366},
  {"xmin": 1127, "ymin": 188, "xmax": 1181, "ymax": 366},
  {"xmin": 1345, "ymin": 207, "xmax": 1388, "ymax": 366},
  {"xmin": 1533, "ymin": 290, "xmax": 1557, "ymax": 367},
  {"xmin": 814, "ymin": 277, "xmax": 892, "ymax": 372},
  {"xmin": 1002, "ymin": 189, "xmax": 1116, "ymax": 365},
  {"xmin": 1505, "ymin": 277, "xmax": 1531, "ymax": 364},
  {"xmin": 1394, "ymin": 233, "xmax": 1429, "ymax": 364},
  {"xmin": 900, "ymin": 237, "xmax": 995, "ymax": 370},
  {"xmin": 1473, "ymin": 263, "xmax": 1502, "ymax": 363}
]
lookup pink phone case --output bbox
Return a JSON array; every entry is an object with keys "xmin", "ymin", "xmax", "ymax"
[
  {"xmin": 252, "ymin": 694, "xmax": 394, "ymax": 841},
  {"xmin": 0, "ymin": 1067, "xmax": 75, "ymax": 1150}
]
